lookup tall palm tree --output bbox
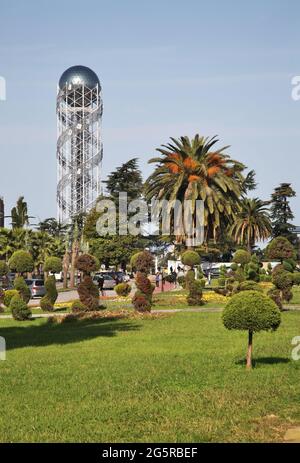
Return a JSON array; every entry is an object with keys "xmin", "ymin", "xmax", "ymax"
[
  {"xmin": 230, "ymin": 198, "xmax": 272, "ymax": 252},
  {"xmin": 144, "ymin": 134, "xmax": 246, "ymax": 244},
  {"xmin": 11, "ymin": 196, "xmax": 29, "ymax": 229}
]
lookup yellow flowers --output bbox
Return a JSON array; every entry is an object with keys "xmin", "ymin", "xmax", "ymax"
[{"xmin": 202, "ymin": 292, "xmax": 228, "ymax": 303}]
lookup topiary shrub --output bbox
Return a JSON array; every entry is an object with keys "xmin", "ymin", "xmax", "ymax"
[
  {"xmin": 237, "ymin": 280, "xmax": 262, "ymax": 293},
  {"xmin": 8, "ymin": 250, "xmax": 34, "ymax": 275},
  {"xmin": 71, "ymin": 300, "xmax": 87, "ymax": 313},
  {"xmin": 187, "ymin": 279, "xmax": 204, "ymax": 306},
  {"xmin": 75, "ymin": 253, "xmax": 99, "ymax": 274},
  {"xmin": 0, "ymin": 261, "xmax": 8, "ymax": 277},
  {"xmin": 77, "ymin": 275, "xmax": 100, "ymax": 311},
  {"xmin": 267, "ymin": 288, "xmax": 282, "ymax": 310},
  {"xmin": 131, "ymin": 251, "xmax": 154, "ymax": 312},
  {"xmin": 233, "ymin": 250, "xmax": 251, "ymax": 267},
  {"xmin": 75, "ymin": 253, "xmax": 100, "ymax": 311},
  {"xmin": 266, "ymin": 236, "xmax": 295, "ymax": 262},
  {"xmin": 181, "ymin": 250, "xmax": 201, "ymax": 267},
  {"xmin": 230, "ymin": 262, "xmax": 238, "ymax": 272},
  {"xmin": 292, "ymin": 273, "xmax": 300, "ymax": 286},
  {"xmin": 40, "ymin": 275, "xmax": 58, "ymax": 311},
  {"xmin": 10, "ymin": 294, "xmax": 31, "ymax": 321},
  {"xmin": 132, "ymin": 292, "xmax": 151, "ymax": 312},
  {"xmin": 222, "ymin": 291, "xmax": 281, "ymax": 369},
  {"xmin": 3, "ymin": 289, "xmax": 19, "ymax": 308},
  {"xmin": 40, "ymin": 296, "xmax": 54, "ymax": 312},
  {"xmin": 115, "ymin": 282, "xmax": 131, "ymax": 297},
  {"xmin": 14, "ymin": 276, "xmax": 31, "ymax": 303},
  {"xmin": 44, "ymin": 256, "xmax": 62, "ymax": 274},
  {"xmin": 177, "ymin": 276, "xmax": 185, "ymax": 287}
]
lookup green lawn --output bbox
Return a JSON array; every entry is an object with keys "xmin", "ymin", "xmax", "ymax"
[{"xmin": 0, "ymin": 311, "xmax": 299, "ymax": 442}]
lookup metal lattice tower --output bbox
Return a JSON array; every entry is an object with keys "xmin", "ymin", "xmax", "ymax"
[{"xmin": 56, "ymin": 65, "xmax": 103, "ymax": 223}]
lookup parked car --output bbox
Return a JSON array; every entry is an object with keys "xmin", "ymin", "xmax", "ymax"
[
  {"xmin": 93, "ymin": 274, "xmax": 116, "ymax": 290},
  {"xmin": 25, "ymin": 279, "xmax": 46, "ymax": 298}
]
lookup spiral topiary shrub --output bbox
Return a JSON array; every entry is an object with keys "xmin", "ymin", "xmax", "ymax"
[
  {"xmin": 132, "ymin": 292, "xmax": 151, "ymax": 312},
  {"xmin": 10, "ymin": 294, "xmax": 31, "ymax": 321},
  {"xmin": 131, "ymin": 251, "xmax": 154, "ymax": 312},
  {"xmin": 75, "ymin": 253, "xmax": 100, "ymax": 311},
  {"xmin": 115, "ymin": 282, "xmax": 131, "ymax": 297},
  {"xmin": 3, "ymin": 289, "xmax": 18, "ymax": 308},
  {"xmin": 71, "ymin": 300, "xmax": 87, "ymax": 313},
  {"xmin": 223, "ymin": 291, "xmax": 281, "ymax": 369},
  {"xmin": 40, "ymin": 275, "xmax": 58, "ymax": 312},
  {"xmin": 187, "ymin": 279, "xmax": 204, "ymax": 306},
  {"xmin": 14, "ymin": 276, "xmax": 31, "ymax": 303}
]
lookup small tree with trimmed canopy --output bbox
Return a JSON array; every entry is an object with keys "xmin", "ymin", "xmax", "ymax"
[{"xmin": 222, "ymin": 291, "xmax": 281, "ymax": 369}]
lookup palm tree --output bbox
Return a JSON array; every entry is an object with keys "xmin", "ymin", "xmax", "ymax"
[
  {"xmin": 230, "ymin": 198, "xmax": 272, "ymax": 252},
  {"xmin": 144, "ymin": 134, "xmax": 246, "ymax": 244},
  {"xmin": 11, "ymin": 196, "xmax": 30, "ymax": 229}
]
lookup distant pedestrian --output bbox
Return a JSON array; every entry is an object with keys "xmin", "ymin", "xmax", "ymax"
[
  {"xmin": 155, "ymin": 272, "xmax": 160, "ymax": 288},
  {"xmin": 98, "ymin": 274, "xmax": 105, "ymax": 296}
]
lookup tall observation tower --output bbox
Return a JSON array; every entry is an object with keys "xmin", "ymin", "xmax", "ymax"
[{"xmin": 56, "ymin": 65, "xmax": 103, "ymax": 223}]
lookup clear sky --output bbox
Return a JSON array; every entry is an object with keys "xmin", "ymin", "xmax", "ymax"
[{"xmin": 0, "ymin": 0, "xmax": 299, "ymax": 226}]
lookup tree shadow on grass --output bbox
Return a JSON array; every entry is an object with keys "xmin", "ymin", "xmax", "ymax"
[
  {"xmin": 235, "ymin": 357, "xmax": 290, "ymax": 367},
  {"xmin": 0, "ymin": 317, "xmax": 141, "ymax": 351}
]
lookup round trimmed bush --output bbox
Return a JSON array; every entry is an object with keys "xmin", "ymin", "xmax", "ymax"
[
  {"xmin": 10, "ymin": 295, "xmax": 31, "ymax": 321},
  {"xmin": 230, "ymin": 262, "xmax": 238, "ymax": 271},
  {"xmin": 9, "ymin": 250, "xmax": 34, "ymax": 274},
  {"xmin": 3, "ymin": 289, "xmax": 19, "ymax": 308},
  {"xmin": 44, "ymin": 257, "xmax": 62, "ymax": 274},
  {"xmin": 115, "ymin": 282, "xmax": 131, "ymax": 297},
  {"xmin": 272, "ymin": 270, "xmax": 293, "ymax": 290},
  {"xmin": 14, "ymin": 276, "xmax": 31, "ymax": 303},
  {"xmin": 75, "ymin": 253, "xmax": 98, "ymax": 274},
  {"xmin": 266, "ymin": 237, "xmax": 295, "ymax": 261},
  {"xmin": 181, "ymin": 251, "xmax": 200, "ymax": 267},
  {"xmin": 238, "ymin": 280, "xmax": 262, "ymax": 292},
  {"xmin": 134, "ymin": 251, "xmax": 154, "ymax": 274},
  {"xmin": 223, "ymin": 291, "xmax": 281, "ymax": 369},
  {"xmin": 233, "ymin": 250, "xmax": 251, "ymax": 267}
]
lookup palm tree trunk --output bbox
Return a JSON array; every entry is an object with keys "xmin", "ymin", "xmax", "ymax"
[
  {"xmin": 63, "ymin": 251, "xmax": 69, "ymax": 289},
  {"xmin": 69, "ymin": 240, "xmax": 79, "ymax": 289}
]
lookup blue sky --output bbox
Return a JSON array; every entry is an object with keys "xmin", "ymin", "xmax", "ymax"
[{"xmin": 0, "ymin": 0, "xmax": 299, "ymax": 225}]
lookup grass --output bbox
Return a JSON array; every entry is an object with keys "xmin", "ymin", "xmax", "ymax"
[{"xmin": 0, "ymin": 310, "xmax": 300, "ymax": 442}]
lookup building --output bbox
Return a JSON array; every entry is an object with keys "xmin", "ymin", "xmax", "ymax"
[
  {"xmin": 0, "ymin": 196, "xmax": 4, "ymax": 228},
  {"xmin": 56, "ymin": 65, "xmax": 103, "ymax": 223}
]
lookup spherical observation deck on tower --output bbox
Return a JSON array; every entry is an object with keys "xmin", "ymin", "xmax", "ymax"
[{"xmin": 59, "ymin": 65, "xmax": 101, "ymax": 90}]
